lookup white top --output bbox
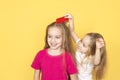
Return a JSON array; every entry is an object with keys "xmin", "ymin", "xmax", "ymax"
[{"xmin": 75, "ymin": 51, "xmax": 94, "ymax": 80}]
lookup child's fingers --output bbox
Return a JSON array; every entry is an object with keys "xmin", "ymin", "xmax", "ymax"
[
  {"xmin": 64, "ymin": 13, "xmax": 73, "ymax": 19},
  {"xmin": 100, "ymin": 42, "xmax": 104, "ymax": 47},
  {"xmin": 96, "ymin": 38, "xmax": 105, "ymax": 48}
]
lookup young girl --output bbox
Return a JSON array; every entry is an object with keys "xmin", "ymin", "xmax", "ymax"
[
  {"xmin": 31, "ymin": 20, "xmax": 78, "ymax": 80},
  {"xmin": 65, "ymin": 14, "xmax": 107, "ymax": 80}
]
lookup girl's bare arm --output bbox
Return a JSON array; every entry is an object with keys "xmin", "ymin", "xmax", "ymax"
[
  {"xmin": 65, "ymin": 13, "xmax": 80, "ymax": 43},
  {"xmin": 33, "ymin": 70, "xmax": 40, "ymax": 80}
]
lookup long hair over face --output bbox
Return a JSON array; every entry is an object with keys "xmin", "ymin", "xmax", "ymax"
[
  {"xmin": 86, "ymin": 33, "xmax": 107, "ymax": 80},
  {"xmin": 44, "ymin": 22, "xmax": 74, "ymax": 55}
]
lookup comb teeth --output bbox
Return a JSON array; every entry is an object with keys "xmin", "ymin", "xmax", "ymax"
[{"xmin": 56, "ymin": 16, "xmax": 69, "ymax": 24}]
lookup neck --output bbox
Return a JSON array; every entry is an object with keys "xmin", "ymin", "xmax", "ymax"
[{"xmin": 48, "ymin": 48, "xmax": 64, "ymax": 56}]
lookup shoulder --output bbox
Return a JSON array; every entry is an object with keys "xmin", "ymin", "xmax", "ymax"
[
  {"xmin": 76, "ymin": 51, "xmax": 85, "ymax": 56},
  {"xmin": 64, "ymin": 51, "xmax": 72, "ymax": 58},
  {"xmin": 38, "ymin": 49, "xmax": 47, "ymax": 53},
  {"xmin": 64, "ymin": 51, "xmax": 74, "ymax": 61},
  {"xmin": 75, "ymin": 51, "xmax": 85, "ymax": 61},
  {"xmin": 35, "ymin": 49, "xmax": 47, "ymax": 57},
  {"xmin": 75, "ymin": 51, "xmax": 82, "ymax": 57}
]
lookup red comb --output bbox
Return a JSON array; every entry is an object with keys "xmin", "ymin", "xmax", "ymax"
[{"xmin": 56, "ymin": 16, "xmax": 69, "ymax": 24}]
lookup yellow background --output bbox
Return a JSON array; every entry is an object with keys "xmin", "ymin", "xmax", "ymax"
[{"xmin": 0, "ymin": 0, "xmax": 120, "ymax": 80}]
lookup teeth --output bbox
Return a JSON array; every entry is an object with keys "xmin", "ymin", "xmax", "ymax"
[{"xmin": 51, "ymin": 44, "xmax": 56, "ymax": 47}]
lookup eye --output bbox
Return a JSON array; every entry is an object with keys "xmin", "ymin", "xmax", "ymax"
[
  {"xmin": 82, "ymin": 42, "xmax": 88, "ymax": 48},
  {"xmin": 48, "ymin": 35, "xmax": 52, "ymax": 38},
  {"xmin": 83, "ymin": 43, "xmax": 86, "ymax": 47},
  {"xmin": 56, "ymin": 36, "xmax": 61, "ymax": 39}
]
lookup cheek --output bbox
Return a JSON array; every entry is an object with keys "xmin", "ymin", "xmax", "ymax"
[
  {"xmin": 58, "ymin": 39, "xmax": 63, "ymax": 44},
  {"xmin": 47, "ymin": 38, "xmax": 50, "ymax": 42},
  {"xmin": 77, "ymin": 43, "xmax": 81, "ymax": 48},
  {"xmin": 83, "ymin": 47, "xmax": 89, "ymax": 52}
]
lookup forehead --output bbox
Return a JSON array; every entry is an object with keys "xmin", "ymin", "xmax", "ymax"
[
  {"xmin": 82, "ymin": 36, "xmax": 91, "ymax": 45},
  {"xmin": 48, "ymin": 26, "xmax": 62, "ymax": 35}
]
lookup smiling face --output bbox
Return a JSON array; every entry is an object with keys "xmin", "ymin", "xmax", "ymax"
[
  {"xmin": 77, "ymin": 35, "xmax": 91, "ymax": 54},
  {"xmin": 44, "ymin": 22, "xmax": 74, "ymax": 55},
  {"xmin": 47, "ymin": 26, "xmax": 63, "ymax": 50}
]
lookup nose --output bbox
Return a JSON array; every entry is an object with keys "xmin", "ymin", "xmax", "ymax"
[
  {"xmin": 51, "ymin": 38, "xmax": 55, "ymax": 42},
  {"xmin": 78, "ymin": 42, "xmax": 82, "ymax": 48}
]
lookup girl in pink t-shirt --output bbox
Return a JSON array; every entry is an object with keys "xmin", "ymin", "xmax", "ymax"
[{"xmin": 31, "ymin": 17, "xmax": 78, "ymax": 80}]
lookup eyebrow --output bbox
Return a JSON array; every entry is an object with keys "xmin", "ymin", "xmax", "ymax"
[{"xmin": 81, "ymin": 40, "xmax": 88, "ymax": 47}]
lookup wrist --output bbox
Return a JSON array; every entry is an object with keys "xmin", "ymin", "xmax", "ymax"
[{"xmin": 96, "ymin": 48, "xmax": 100, "ymax": 51}]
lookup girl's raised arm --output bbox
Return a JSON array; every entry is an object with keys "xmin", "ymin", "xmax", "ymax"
[
  {"xmin": 94, "ymin": 38, "xmax": 104, "ymax": 65},
  {"xmin": 65, "ymin": 13, "xmax": 80, "ymax": 43}
]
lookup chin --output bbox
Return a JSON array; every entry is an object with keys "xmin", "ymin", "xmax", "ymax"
[
  {"xmin": 50, "ymin": 47, "xmax": 56, "ymax": 49},
  {"xmin": 77, "ymin": 49, "xmax": 82, "ymax": 52}
]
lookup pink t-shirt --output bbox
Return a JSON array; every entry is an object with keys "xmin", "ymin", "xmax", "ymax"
[{"xmin": 31, "ymin": 49, "xmax": 77, "ymax": 80}]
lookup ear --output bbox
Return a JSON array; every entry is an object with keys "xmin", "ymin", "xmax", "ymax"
[
  {"xmin": 87, "ymin": 47, "xmax": 91, "ymax": 53},
  {"xmin": 86, "ymin": 47, "xmax": 91, "ymax": 55}
]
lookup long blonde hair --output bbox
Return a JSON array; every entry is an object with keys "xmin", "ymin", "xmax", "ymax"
[
  {"xmin": 86, "ymin": 33, "xmax": 107, "ymax": 80},
  {"xmin": 44, "ymin": 22, "xmax": 74, "ymax": 55}
]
